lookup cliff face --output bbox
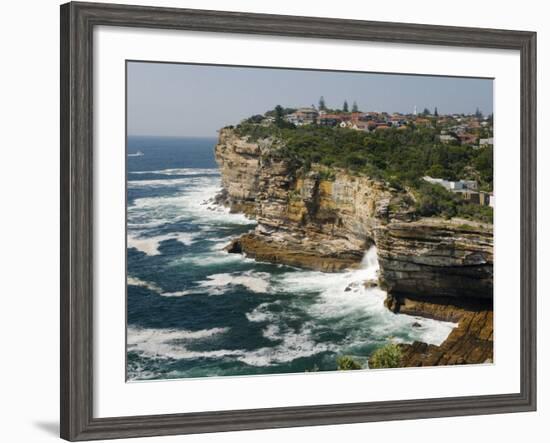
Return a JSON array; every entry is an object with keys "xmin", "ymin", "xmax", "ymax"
[
  {"xmin": 376, "ymin": 219, "xmax": 493, "ymax": 300},
  {"xmin": 217, "ymin": 128, "xmax": 395, "ymax": 271},
  {"xmin": 215, "ymin": 128, "xmax": 494, "ymax": 303}
]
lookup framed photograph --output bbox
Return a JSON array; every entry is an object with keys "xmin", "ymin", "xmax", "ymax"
[{"xmin": 60, "ymin": 1, "xmax": 536, "ymax": 440}]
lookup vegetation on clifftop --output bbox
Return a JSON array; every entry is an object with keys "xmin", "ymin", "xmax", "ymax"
[
  {"xmin": 336, "ymin": 355, "xmax": 363, "ymax": 370},
  {"xmin": 233, "ymin": 112, "xmax": 493, "ymax": 223},
  {"xmin": 368, "ymin": 343, "xmax": 403, "ymax": 369}
]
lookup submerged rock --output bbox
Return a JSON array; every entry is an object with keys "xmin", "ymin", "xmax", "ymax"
[
  {"xmin": 224, "ymin": 238, "xmax": 242, "ymax": 254},
  {"xmin": 363, "ymin": 280, "xmax": 378, "ymax": 289}
]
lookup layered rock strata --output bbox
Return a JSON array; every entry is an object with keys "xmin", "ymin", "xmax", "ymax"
[
  {"xmin": 376, "ymin": 219, "xmax": 493, "ymax": 300},
  {"xmin": 386, "ymin": 294, "xmax": 493, "ymax": 365}
]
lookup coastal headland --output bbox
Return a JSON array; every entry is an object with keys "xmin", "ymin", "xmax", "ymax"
[{"xmin": 214, "ymin": 120, "xmax": 494, "ymax": 367}]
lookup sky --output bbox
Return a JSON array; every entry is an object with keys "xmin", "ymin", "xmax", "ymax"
[{"xmin": 127, "ymin": 61, "xmax": 493, "ymax": 137}]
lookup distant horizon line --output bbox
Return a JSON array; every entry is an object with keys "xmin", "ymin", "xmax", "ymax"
[{"xmin": 128, "ymin": 134, "xmax": 218, "ymax": 138}]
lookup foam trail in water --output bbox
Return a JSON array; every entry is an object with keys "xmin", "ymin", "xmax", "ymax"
[
  {"xmin": 128, "ymin": 276, "xmax": 192, "ymax": 297},
  {"xmin": 198, "ymin": 271, "xmax": 271, "ymax": 295},
  {"xmin": 128, "ymin": 276, "xmax": 162, "ymax": 293},
  {"xmin": 127, "ymin": 323, "xmax": 334, "ymax": 368},
  {"xmin": 128, "ymin": 232, "xmax": 199, "ymax": 256},
  {"xmin": 127, "ymin": 326, "xmax": 232, "ymax": 360},
  {"xmin": 129, "ymin": 168, "xmax": 219, "ymax": 176},
  {"xmin": 271, "ymin": 246, "xmax": 456, "ymax": 347},
  {"xmin": 127, "ymin": 175, "xmax": 255, "ymax": 230}
]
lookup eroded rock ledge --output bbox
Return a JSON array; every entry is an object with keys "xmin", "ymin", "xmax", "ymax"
[
  {"xmin": 225, "ymin": 232, "xmax": 362, "ymax": 272},
  {"xmin": 386, "ymin": 294, "xmax": 493, "ymax": 366}
]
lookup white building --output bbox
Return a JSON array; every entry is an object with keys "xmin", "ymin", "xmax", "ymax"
[
  {"xmin": 479, "ymin": 137, "xmax": 494, "ymax": 147},
  {"xmin": 423, "ymin": 176, "xmax": 478, "ymax": 192},
  {"xmin": 439, "ymin": 134, "xmax": 457, "ymax": 144}
]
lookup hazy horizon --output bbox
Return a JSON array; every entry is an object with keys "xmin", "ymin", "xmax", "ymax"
[{"xmin": 127, "ymin": 61, "xmax": 493, "ymax": 137}]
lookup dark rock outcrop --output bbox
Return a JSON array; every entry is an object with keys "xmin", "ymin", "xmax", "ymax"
[{"xmin": 376, "ymin": 219, "xmax": 493, "ymax": 300}]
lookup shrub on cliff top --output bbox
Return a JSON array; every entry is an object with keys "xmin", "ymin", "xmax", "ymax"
[
  {"xmin": 414, "ymin": 181, "xmax": 493, "ymax": 223},
  {"xmin": 336, "ymin": 355, "xmax": 363, "ymax": 370},
  {"xmin": 368, "ymin": 343, "xmax": 403, "ymax": 369}
]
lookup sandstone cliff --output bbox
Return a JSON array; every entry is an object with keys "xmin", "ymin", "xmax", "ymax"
[
  {"xmin": 216, "ymin": 128, "xmax": 493, "ymax": 298},
  {"xmin": 217, "ymin": 129, "xmax": 399, "ymax": 271},
  {"xmin": 215, "ymin": 128, "xmax": 494, "ymax": 366}
]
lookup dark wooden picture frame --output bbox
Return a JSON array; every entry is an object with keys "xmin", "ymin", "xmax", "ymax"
[{"xmin": 60, "ymin": 2, "xmax": 537, "ymax": 441}]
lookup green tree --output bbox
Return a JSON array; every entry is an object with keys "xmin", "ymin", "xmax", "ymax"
[
  {"xmin": 415, "ymin": 182, "xmax": 459, "ymax": 219},
  {"xmin": 337, "ymin": 355, "xmax": 362, "ymax": 370},
  {"xmin": 274, "ymin": 104, "xmax": 285, "ymax": 127},
  {"xmin": 474, "ymin": 145, "xmax": 493, "ymax": 185},
  {"xmin": 246, "ymin": 114, "xmax": 264, "ymax": 124},
  {"xmin": 343, "ymin": 100, "xmax": 349, "ymax": 113},
  {"xmin": 318, "ymin": 96, "xmax": 326, "ymax": 110},
  {"xmin": 369, "ymin": 343, "xmax": 403, "ymax": 369},
  {"xmin": 352, "ymin": 101, "xmax": 359, "ymax": 112}
]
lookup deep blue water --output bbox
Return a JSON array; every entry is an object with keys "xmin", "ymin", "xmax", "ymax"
[{"xmin": 126, "ymin": 136, "xmax": 455, "ymax": 380}]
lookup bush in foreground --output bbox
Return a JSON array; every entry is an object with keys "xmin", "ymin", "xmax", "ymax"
[
  {"xmin": 336, "ymin": 355, "xmax": 363, "ymax": 370},
  {"xmin": 368, "ymin": 343, "xmax": 403, "ymax": 369}
]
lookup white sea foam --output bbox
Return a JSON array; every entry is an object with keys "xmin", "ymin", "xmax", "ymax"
[
  {"xmin": 128, "ymin": 175, "xmax": 254, "ymax": 228},
  {"xmin": 128, "ymin": 178, "xmax": 196, "ymax": 188},
  {"xmin": 160, "ymin": 290, "xmax": 193, "ymax": 297},
  {"xmin": 127, "ymin": 326, "xmax": 232, "ymax": 360},
  {"xmin": 245, "ymin": 302, "xmax": 278, "ymax": 322},
  {"xmin": 262, "ymin": 324, "xmax": 281, "ymax": 340},
  {"xmin": 127, "ymin": 232, "xmax": 199, "ymax": 256},
  {"xmin": 127, "ymin": 276, "xmax": 192, "ymax": 297},
  {"xmin": 270, "ymin": 246, "xmax": 456, "ymax": 347},
  {"xmin": 129, "ymin": 168, "xmax": 219, "ymax": 176},
  {"xmin": 127, "ymin": 276, "xmax": 162, "ymax": 293},
  {"xmin": 173, "ymin": 251, "xmax": 246, "ymax": 267},
  {"xmin": 128, "ymin": 322, "xmax": 333, "ymax": 367},
  {"xmin": 198, "ymin": 271, "xmax": 271, "ymax": 295},
  {"xmin": 237, "ymin": 323, "xmax": 336, "ymax": 367}
]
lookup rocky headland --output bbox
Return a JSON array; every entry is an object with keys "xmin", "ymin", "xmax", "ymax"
[{"xmin": 215, "ymin": 127, "xmax": 494, "ymax": 367}]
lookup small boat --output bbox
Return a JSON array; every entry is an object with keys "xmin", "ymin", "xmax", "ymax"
[{"xmin": 128, "ymin": 150, "xmax": 144, "ymax": 157}]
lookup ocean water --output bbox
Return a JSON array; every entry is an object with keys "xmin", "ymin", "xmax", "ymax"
[{"xmin": 126, "ymin": 136, "xmax": 456, "ymax": 380}]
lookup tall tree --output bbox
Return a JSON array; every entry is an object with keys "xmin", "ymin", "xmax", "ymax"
[
  {"xmin": 434, "ymin": 106, "xmax": 439, "ymax": 116},
  {"xmin": 318, "ymin": 96, "xmax": 326, "ymax": 110},
  {"xmin": 343, "ymin": 100, "xmax": 349, "ymax": 112},
  {"xmin": 352, "ymin": 101, "xmax": 359, "ymax": 112},
  {"xmin": 274, "ymin": 105, "xmax": 285, "ymax": 127}
]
